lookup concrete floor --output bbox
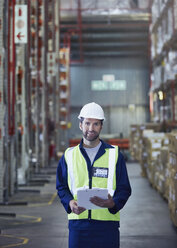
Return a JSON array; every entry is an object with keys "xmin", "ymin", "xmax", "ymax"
[{"xmin": 0, "ymin": 161, "xmax": 177, "ymax": 248}]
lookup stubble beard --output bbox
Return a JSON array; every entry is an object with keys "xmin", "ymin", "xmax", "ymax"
[{"xmin": 83, "ymin": 131, "xmax": 99, "ymax": 142}]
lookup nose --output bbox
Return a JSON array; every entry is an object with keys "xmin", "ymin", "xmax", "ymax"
[{"xmin": 88, "ymin": 124, "xmax": 94, "ymax": 131}]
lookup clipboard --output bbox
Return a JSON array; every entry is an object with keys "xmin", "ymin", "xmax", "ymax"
[{"xmin": 77, "ymin": 188, "xmax": 108, "ymax": 209}]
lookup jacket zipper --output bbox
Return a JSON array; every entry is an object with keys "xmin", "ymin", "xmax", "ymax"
[
  {"xmin": 88, "ymin": 176, "xmax": 92, "ymax": 220},
  {"xmin": 88, "ymin": 161, "xmax": 93, "ymax": 220}
]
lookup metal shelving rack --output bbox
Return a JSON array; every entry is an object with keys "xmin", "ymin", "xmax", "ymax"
[
  {"xmin": 59, "ymin": 47, "xmax": 71, "ymax": 151},
  {"xmin": 4, "ymin": 0, "xmax": 17, "ymax": 202},
  {"xmin": 150, "ymin": 0, "xmax": 177, "ymax": 227},
  {"xmin": 29, "ymin": 0, "xmax": 61, "ymax": 170},
  {"xmin": 0, "ymin": 0, "xmax": 61, "ymax": 203},
  {"xmin": 0, "ymin": 0, "xmax": 5, "ymax": 203},
  {"xmin": 150, "ymin": 0, "xmax": 177, "ymax": 127},
  {"xmin": 46, "ymin": 0, "xmax": 61, "ymax": 158}
]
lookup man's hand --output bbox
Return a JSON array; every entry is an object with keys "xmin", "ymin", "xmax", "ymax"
[
  {"xmin": 90, "ymin": 194, "xmax": 115, "ymax": 208},
  {"xmin": 69, "ymin": 200, "xmax": 86, "ymax": 215}
]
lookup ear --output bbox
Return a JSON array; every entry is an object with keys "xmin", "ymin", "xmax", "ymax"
[
  {"xmin": 100, "ymin": 121, "xmax": 103, "ymax": 130},
  {"xmin": 79, "ymin": 122, "xmax": 82, "ymax": 131}
]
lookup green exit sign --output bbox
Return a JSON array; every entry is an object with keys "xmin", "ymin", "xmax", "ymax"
[{"xmin": 91, "ymin": 80, "xmax": 126, "ymax": 91}]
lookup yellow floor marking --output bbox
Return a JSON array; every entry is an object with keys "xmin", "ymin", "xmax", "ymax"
[
  {"xmin": 27, "ymin": 202, "xmax": 48, "ymax": 207},
  {"xmin": 13, "ymin": 215, "xmax": 42, "ymax": 225},
  {"xmin": 0, "ymin": 234, "xmax": 29, "ymax": 248},
  {"xmin": 0, "ymin": 215, "xmax": 42, "ymax": 225},
  {"xmin": 48, "ymin": 192, "xmax": 57, "ymax": 205},
  {"xmin": 28, "ymin": 192, "xmax": 57, "ymax": 207}
]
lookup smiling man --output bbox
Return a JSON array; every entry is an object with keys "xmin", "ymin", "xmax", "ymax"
[{"xmin": 56, "ymin": 102, "xmax": 131, "ymax": 248}]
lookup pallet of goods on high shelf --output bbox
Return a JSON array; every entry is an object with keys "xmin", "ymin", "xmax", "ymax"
[
  {"xmin": 174, "ymin": 0, "xmax": 177, "ymax": 31},
  {"xmin": 151, "ymin": 0, "xmax": 177, "ymax": 60},
  {"xmin": 152, "ymin": 65, "xmax": 162, "ymax": 89},
  {"xmin": 175, "ymin": 95, "xmax": 177, "ymax": 121},
  {"xmin": 163, "ymin": 51, "xmax": 177, "ymax": 83},
  {"xmin": 59, "ymin": 48, "xmax": 70, "ymax": 129},
  {"xmin": 150, "ymin": 61, "xmax": 177, "ymax": 124}
]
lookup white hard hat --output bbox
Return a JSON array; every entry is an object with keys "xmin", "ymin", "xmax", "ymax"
[{"xmin": 78, "ymin": 102, "xmax": 105, "ymax": 120}]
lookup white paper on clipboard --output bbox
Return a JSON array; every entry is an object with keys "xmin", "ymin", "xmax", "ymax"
[{"xmin": 77, "ymin": 188, "xmax": 108, "ymax": 209}]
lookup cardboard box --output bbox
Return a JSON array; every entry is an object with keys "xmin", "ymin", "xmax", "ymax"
[
  {"xmin": 168, "ymin": 175, "xmax": 177, "ymax": 208},
  {"xmin": 167, "ymin": 133, "xmax": 177, "ymax": 154},
  {"xmin": 157, "ymin": 174, "xmax": 165, "ymax": 195},
  {"xmin": 164, "ymin": 174, "xmax": 170, "ymax": 201},
  {"xmin": 160, "ymin": 147, "xmax": 169, "ymax": 165},
  {"xmin": 146, "ymin": 161, "xmax": 157, "ymax": 186},
  {"xmin": 154, "ymin": 171, "xmax": 160, "ymax": 190},
  {"xmin": 169, "ymin": 152, "xmax": 177, "ymax": 172}
]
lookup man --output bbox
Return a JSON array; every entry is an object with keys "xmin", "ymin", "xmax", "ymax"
[{"xmin": 56, "ymin": 102, "xmax": 131, "ymax": 248}]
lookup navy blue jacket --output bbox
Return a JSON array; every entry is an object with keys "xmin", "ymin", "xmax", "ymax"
[{"xmin": 56, "ymin": 139, "xmax": 131, "ymax": 230}]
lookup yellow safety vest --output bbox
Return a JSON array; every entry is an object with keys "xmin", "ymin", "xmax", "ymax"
[{"xmin": 64, "ymin": 144, "xmax": 120, "ymax": 221}]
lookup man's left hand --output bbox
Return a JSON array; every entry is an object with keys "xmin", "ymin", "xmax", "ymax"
[{"xmin": 90, "ymin": 194, "xmax": 115, "ymax": 208}]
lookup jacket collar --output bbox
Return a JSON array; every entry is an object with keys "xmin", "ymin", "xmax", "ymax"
[{"xmin": 79, "ymin": 138, "xmax": 114, "ymax": 160}]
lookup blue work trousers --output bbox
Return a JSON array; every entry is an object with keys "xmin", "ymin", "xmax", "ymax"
[{"xmin": 69, "ymin": 228, "xmax": 120, "ymax": 248}]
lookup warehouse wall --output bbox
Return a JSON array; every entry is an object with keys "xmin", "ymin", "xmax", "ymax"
[{"xmin": 69, "ymin": 57, "xmax": 150, "ymax": 138}]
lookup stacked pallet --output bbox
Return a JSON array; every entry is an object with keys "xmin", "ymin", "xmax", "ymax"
[
  {"xmin": 130, "ymin": 123, "xmax": 162, "ymax": 176},
  {"xmin": 167, "ymin": 133, "xmax": 177, "ymax": 226},
  {"xmin": 143, "ymin": 133, "xmax": 166, "ymax": 187},
  {"xmin": 130, "ymin": 124, "xmax": 177, "ymax": 227},
  {"xmin": 156, "ymin": 146, "xmax": 169, "ymax": 199}
]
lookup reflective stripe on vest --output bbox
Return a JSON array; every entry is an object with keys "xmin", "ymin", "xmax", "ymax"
[
  {"xmin": 65, "ymin": 145, "xmax": 120, "ymax": 221},
  {"xmin": 107, "ymin": 147, "xmax": 116, "ymax": 196},
  {"xmin": 65, "ymin": 147, "xmax": 76, "ymax": 195}
]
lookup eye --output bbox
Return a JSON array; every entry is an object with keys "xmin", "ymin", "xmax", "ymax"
[{"xmin": 94, "ymin": 122, "xmax": 100, "ymax": 126}]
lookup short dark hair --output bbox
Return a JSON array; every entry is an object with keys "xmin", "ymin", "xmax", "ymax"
[{"xmin": 79, "ymin": 117, "xmax": 84, "ymax": 123}]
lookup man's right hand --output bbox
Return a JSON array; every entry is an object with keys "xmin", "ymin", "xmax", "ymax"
[{"xmin": 69, "ymin": 200, "xmax": 86, "ymax": 215}]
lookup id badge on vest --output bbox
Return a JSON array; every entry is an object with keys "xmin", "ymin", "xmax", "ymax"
[{"xmin": 92, "ymin": 167, "xmax": 109, "ymax": 178}]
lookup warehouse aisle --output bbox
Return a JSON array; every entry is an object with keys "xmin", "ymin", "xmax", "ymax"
[
  {"xmin": 120, "ymin": 162, "xmax": 177, "ymax": 248},
  {"xmin": 0, "ymin": 162, "xmax": 177, "ymax": 248},
  {"xmin": 0, "ymin": 164, "xmax": 68, "ymax": 248}
]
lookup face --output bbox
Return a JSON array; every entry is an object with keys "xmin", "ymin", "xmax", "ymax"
[{"xmin": 79, "ymin": 118, "xmax": 102, "ymax": 142}]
